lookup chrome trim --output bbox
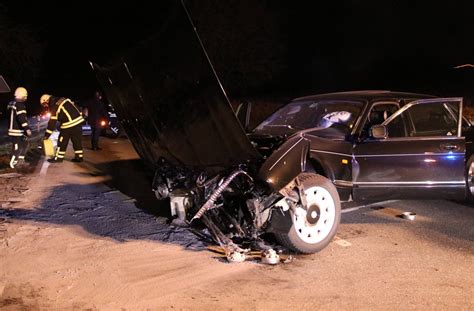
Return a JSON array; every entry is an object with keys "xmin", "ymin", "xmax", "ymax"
[
  {"xmin": 354, "ymin": 181, "xmax": 464, "ymax": 185},
  {"xmin": 310, "ymin": 149, "xmax": 352, "ymax": 157},
  {"xmin": 268, "ymin": 136, "xmax": 304, "ymax": 171},
  {"xmin": 355, "ymin": 152, "xmax": 464, "ymax": 158},
  {"xmin": 368, "ymin": 136, "xmax": 465, "ymax": 142},
  {"xmin": 334, "ymin": 180, "xmax": 353, "ymax": 187},
  {"xmin": 459, "ymin": 98, "xmax": 463, "ymax": 137},
  {"xmin": 303, "ymin": 133, "xmax": 345, "ymax": 141}
]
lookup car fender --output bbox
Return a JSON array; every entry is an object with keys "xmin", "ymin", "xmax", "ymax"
[{"xmin": 258, "ymin": 133, "xmax": 311, "ymax": 191}]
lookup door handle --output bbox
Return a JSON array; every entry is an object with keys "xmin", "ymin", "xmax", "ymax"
[{"xmin": 440, "ymin": 143, "xmax": 460, "ymax": 151}]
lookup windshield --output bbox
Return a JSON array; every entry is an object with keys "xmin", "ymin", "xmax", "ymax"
[{"xmin": 254, "ymin": 100, "xmax": 364, "ymax": 132}]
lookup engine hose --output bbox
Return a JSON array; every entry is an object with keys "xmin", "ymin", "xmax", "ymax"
[{"xmin": 191, "ymin": 169, "xmax": 252, "ymax": 221}]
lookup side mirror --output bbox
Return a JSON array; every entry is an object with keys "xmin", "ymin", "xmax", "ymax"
[
  {"xmin": 370, "ymin": 124, "xmax": 387, "ymax": 139},
  {"xmin": 235, "ymin": 100, "xmax": 252, "ymax": 132}
]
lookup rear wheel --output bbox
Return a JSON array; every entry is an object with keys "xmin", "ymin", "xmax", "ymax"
[
  {"xmin": 275, "ymin": 173, "xmax": 341, "ymax": 253},
  {"xmin": 465, "ymin": 155, "xmax": 474, "ymax": 202}
]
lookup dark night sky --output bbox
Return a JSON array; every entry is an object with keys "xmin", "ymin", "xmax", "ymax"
[{"xmin": 2, "ymin": 1, "xmax": 474, "ymax": 104}]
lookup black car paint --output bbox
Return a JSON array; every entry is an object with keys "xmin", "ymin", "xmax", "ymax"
[
  {"xmin": 92, "ymin": 3, "xmax": 259, "ymax": 172},
  {"xmin": 255, "ymin": 93, "xmax": 470, "ymax": 202}
]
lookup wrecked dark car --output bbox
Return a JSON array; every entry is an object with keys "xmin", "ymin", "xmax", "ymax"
[{"xmin": 91, "ymin": 3, "xmax": 474, "ymax": 258}]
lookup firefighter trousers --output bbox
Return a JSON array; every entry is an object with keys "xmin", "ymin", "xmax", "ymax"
[
  {"xmin": 54, "ymin": 125, "xmax": 84, "ymax": 160},
  {"xmin": 9, "ymin": 136, "xmax": 28, "ymax": 168}
]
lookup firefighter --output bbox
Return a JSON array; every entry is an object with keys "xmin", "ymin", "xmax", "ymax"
[
  {"xmin": 40, "ymin": 94, "xmax": 84, "ymax": 163},
  {"xmin": 7, "ymin": 87, "xmax": 32, "ymax": 168}
]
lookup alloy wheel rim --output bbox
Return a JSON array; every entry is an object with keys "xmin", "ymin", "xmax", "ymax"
[
  {"xmin": 469, "ymin": 162, "xmax": 474, "ymax": 194},
  {"xmin": 293, "ymin": 186, "xmax": 336, "ymax": 244}
]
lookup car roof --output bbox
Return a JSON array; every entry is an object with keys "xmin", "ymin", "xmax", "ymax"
[{"xmin": 293, "ymin": 90, "xmax": 436, "ymax": 102}]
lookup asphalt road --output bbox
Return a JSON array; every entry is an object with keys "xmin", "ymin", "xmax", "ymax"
[{"xmin": 0, "ymin": 137, "xmax": 473, "ymax": 310}]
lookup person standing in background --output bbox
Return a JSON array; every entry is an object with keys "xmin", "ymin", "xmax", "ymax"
[{"xmin": 82, "ymin": 91, "xmax": 108, "ymax": 150}]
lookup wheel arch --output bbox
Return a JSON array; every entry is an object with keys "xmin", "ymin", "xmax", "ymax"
[{"xmin": 259, "ymin": 135, "xmax": 336, "ymax": 192}]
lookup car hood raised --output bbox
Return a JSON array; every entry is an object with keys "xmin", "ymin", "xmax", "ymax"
[
  {"xmin": 92, "ymin": 3, "xmax": 259, "ymax": 171},
  {"xmin": 0, "ymin": 75, "xmax": 10, "ymax": 93}
]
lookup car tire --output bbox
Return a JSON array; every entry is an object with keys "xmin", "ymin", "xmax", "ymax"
[
  {"xmin": 465, "ymin": 155, "xmax": 474, "ymax": 203},
  {"xmin": 275, "ymin": 173, "xmax": 341, "ymax": 254}
]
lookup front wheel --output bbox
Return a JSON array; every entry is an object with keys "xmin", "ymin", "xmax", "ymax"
[{"xmin": 275, "ymin": 173, "xmax": 341, "ymax": 254}]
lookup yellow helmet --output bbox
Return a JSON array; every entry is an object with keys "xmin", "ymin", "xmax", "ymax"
[
  {"xmin": 40, "ymin": 94, "xmax": 51, "ymax": 105},
  {"xmin": 14, "ymin": 87, "xmax": 28, "ymax": 100}
]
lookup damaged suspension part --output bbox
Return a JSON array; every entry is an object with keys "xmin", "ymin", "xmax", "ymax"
[
  {"xmin": 189, "ymin": 168, "xmax": 254, "ymax": 262},
  {"xmin": 190, "ymin": 168, "xmax": 253, "ymax": 222}
]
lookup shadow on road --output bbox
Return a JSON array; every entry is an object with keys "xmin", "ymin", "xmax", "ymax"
[
  {"xmin": 85, "ymin": 158, "xmax": 171, "ymax": 218},
  {"xmin": 0, "ymin": 182, "xmax": 207, "ymax": 250}
]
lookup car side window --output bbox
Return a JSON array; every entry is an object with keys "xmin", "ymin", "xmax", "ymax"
[
  {"xmin": 362, "ymin": 103, "xmax": 399, "ymax": 136},
  {"xmin": 386, "ymin": 102, "xmax": 458, "ymax": 138}
]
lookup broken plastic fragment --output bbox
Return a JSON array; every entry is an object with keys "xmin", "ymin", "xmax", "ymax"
[
  {"xmin": 226, "ymin": 251, "xmax": 246, "ymax": 263},
  {"xmin": 261, "ymin": 249, "xmax": 280, "ymax": 265}
]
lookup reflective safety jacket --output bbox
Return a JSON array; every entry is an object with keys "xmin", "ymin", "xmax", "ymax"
[
  {"xmin": 45, "ymin": 97, "xmax": 84, "ymax": 137},
  {"xmin": 7, "ymin": 100, "xmax": 30, "ymax": 137}
]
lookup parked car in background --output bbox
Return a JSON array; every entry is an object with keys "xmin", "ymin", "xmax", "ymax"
[
  {"xmin": 102, "ymin": 103, "xmax": 123, "ymax": 138},
  {"xmin": 82, "ymin": 120, "xmax": 92, "ymax": 136},
  {"xmin": 77, "ymin": 100, "xmax": 123, "ymax": 138}
]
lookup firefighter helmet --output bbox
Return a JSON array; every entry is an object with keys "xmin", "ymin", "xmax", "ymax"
[
  {"xmin": 40, "ymin": 94, "xmax": 51, "ymax": 106},
  {"xmin": 14, "ymin": 87, "xmax": 28, "ymax": 100}
]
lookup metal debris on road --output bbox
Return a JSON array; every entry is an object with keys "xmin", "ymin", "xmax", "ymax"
[
  {"xmin": 401, "ymin": 212, "xmax": 416, "ymax": 221},
  {"xmin": 208, "ymin": 245, "xmax": 295, "ymax": 265},
  {"xmin": 0, "ymin": 173, "xmax": 22, "ymax": 178}
]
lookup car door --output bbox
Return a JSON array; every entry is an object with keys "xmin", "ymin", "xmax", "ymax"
[{"xmin": 352, "ymin": 98, "xmax": 465, "ymax": 201}]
